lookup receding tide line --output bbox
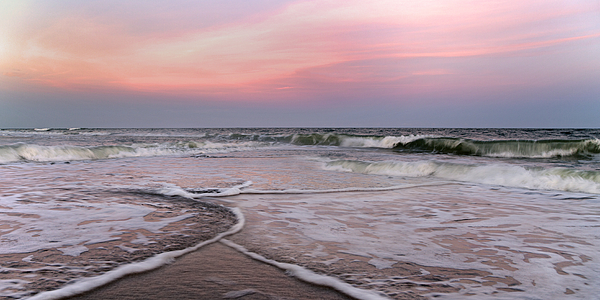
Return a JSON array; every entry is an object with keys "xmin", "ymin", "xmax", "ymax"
[
  {"xmin": 238, "ymin": 182, "xmax": 459, "ymax": 195},
  {"xmin": 26, "ymin": 207, "xmax": 246, "ymax": 300},
  {"xmin": 219, "ymin": 239, "xmax": 390, "ymax": 300},
  {"xmin": 175, "ymin": 181, "xmax": 461, "ymax": 198}
]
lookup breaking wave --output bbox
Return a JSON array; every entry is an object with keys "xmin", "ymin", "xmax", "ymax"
[
  {"xmin": 2, "ymin": 130, "xmax": 598, "ymax": 163},
  {"xmin": 224, "ymin": 133, "xmax": 600, "ymax": 158},
  {"xmin": 393, "ymin": 138, "xmax": 600, "ymax": 158},
  {"xmin": 325, "ymin": 159, "xmax": 600, "ymax": 194},
  {"xmin": 0, "ymin": 141, "xmax": 258, "ymax": 164},
  {"xmin": 223, "ymin": 132, "xmax": 427, "ymax": 148},
  {"xmin": 287, "ymin": 133, "xmax": 427, "ymax": 148}
]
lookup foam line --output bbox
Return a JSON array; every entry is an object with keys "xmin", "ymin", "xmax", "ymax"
[
  {"xmin": 27, "ymin": 207, "xmax": 246, "ymax": 300},
  {"xmin": 237, "ymin": 183, "xmax": 457, "ymax": 195},
  {"xmin": 220, "ymin": 239, "xmax": 390, "ymax": 300}
]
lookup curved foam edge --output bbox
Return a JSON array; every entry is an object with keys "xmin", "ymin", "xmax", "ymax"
[
  {"xmin": 27, "ymin": 207, "xmax": 246, "ymax": 300},
  {"xmin": 158, "ymin": 181, "xmax": 455, "ymax": 199},
  {"xmin": 219, "ymin": 239, "xmax": 390, "ymax": 300}
]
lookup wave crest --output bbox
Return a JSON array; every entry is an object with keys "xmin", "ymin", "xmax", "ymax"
[
  {"xmin": 0, "ymin": 142, "xmax": 258, "ymax": 164},
  {"xmin": 394, "ymin": 138, "xmax": 600, "ymax": 158},
  {"xmin": 289, "ymin": 134, "xmax": 427, "ymax": 148}
]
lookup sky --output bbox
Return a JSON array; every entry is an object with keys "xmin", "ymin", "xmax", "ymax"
[{"xmin": 1, "ymin": 0, "xmax": 599, "ymax": 128}]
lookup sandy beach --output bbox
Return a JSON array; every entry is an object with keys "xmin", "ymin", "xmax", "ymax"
[{"xmin": 66, "ymin": 242, "xmax": 353, "ymax": 300}]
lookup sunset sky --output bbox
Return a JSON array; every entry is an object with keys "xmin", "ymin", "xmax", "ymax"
[{"xmin": 1, "ymin": 0, "xmax": 599, "ymax": 128}]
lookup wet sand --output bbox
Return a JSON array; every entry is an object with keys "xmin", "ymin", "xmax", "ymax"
[{"xmin": 66, "ymin": 242, "xmax": 353, "ymax": 300}]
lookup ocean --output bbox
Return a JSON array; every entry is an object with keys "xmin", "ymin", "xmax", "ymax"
[{"xmin": 1, "ymin": 128, "xmax": 599, "ymax": 299}]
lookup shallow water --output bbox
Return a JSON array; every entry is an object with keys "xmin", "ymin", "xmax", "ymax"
[{"xmin": 1, "ymin": 128, "xmax": 599, "ymax": 299}]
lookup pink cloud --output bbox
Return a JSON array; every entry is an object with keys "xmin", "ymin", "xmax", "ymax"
[{"xmin": 1, "ymin": 0, "xmax": 598, "ymax": 101}]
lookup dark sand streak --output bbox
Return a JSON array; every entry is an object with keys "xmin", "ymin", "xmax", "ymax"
[{"xmin": 65, "ymin": 242, "xmax": 352, "ymax": 300}]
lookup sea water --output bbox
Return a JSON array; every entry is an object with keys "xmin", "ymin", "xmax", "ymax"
[{"xmin": 0, "ymin": 128, "xmax": 599, "ymax": 299}]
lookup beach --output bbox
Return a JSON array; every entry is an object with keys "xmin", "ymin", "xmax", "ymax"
[
  {"xmin": 1, "ymin": 128, "xmax": 599, "ymax": 299},
  {"xmin": 67, "ymin": 242, "xmax": 353, "ymax": 300},
  {"xmin": 57, "ymin": 182, "xmax": 599, "ymax": 299}
]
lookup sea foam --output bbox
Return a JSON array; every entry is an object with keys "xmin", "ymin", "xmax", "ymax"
[
  {"xmin": 27, "ymin": 208, "xmax": 245, "ymax": 300},
  {"xmin": 220, "ymin": 239, "xmax": 390, "ymax": 300},
  {"xmin": 325, "ymin": 159, "xmax": 600, "ymax": 194}
]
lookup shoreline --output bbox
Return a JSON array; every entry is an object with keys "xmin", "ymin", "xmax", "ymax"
[
  {"xmin": 24, "ymin": 204, "xmax": 384, "ymax": 300},
  {"xmin": 65, "ymin": 242, "xmax": 356, "ymax": 300}
]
